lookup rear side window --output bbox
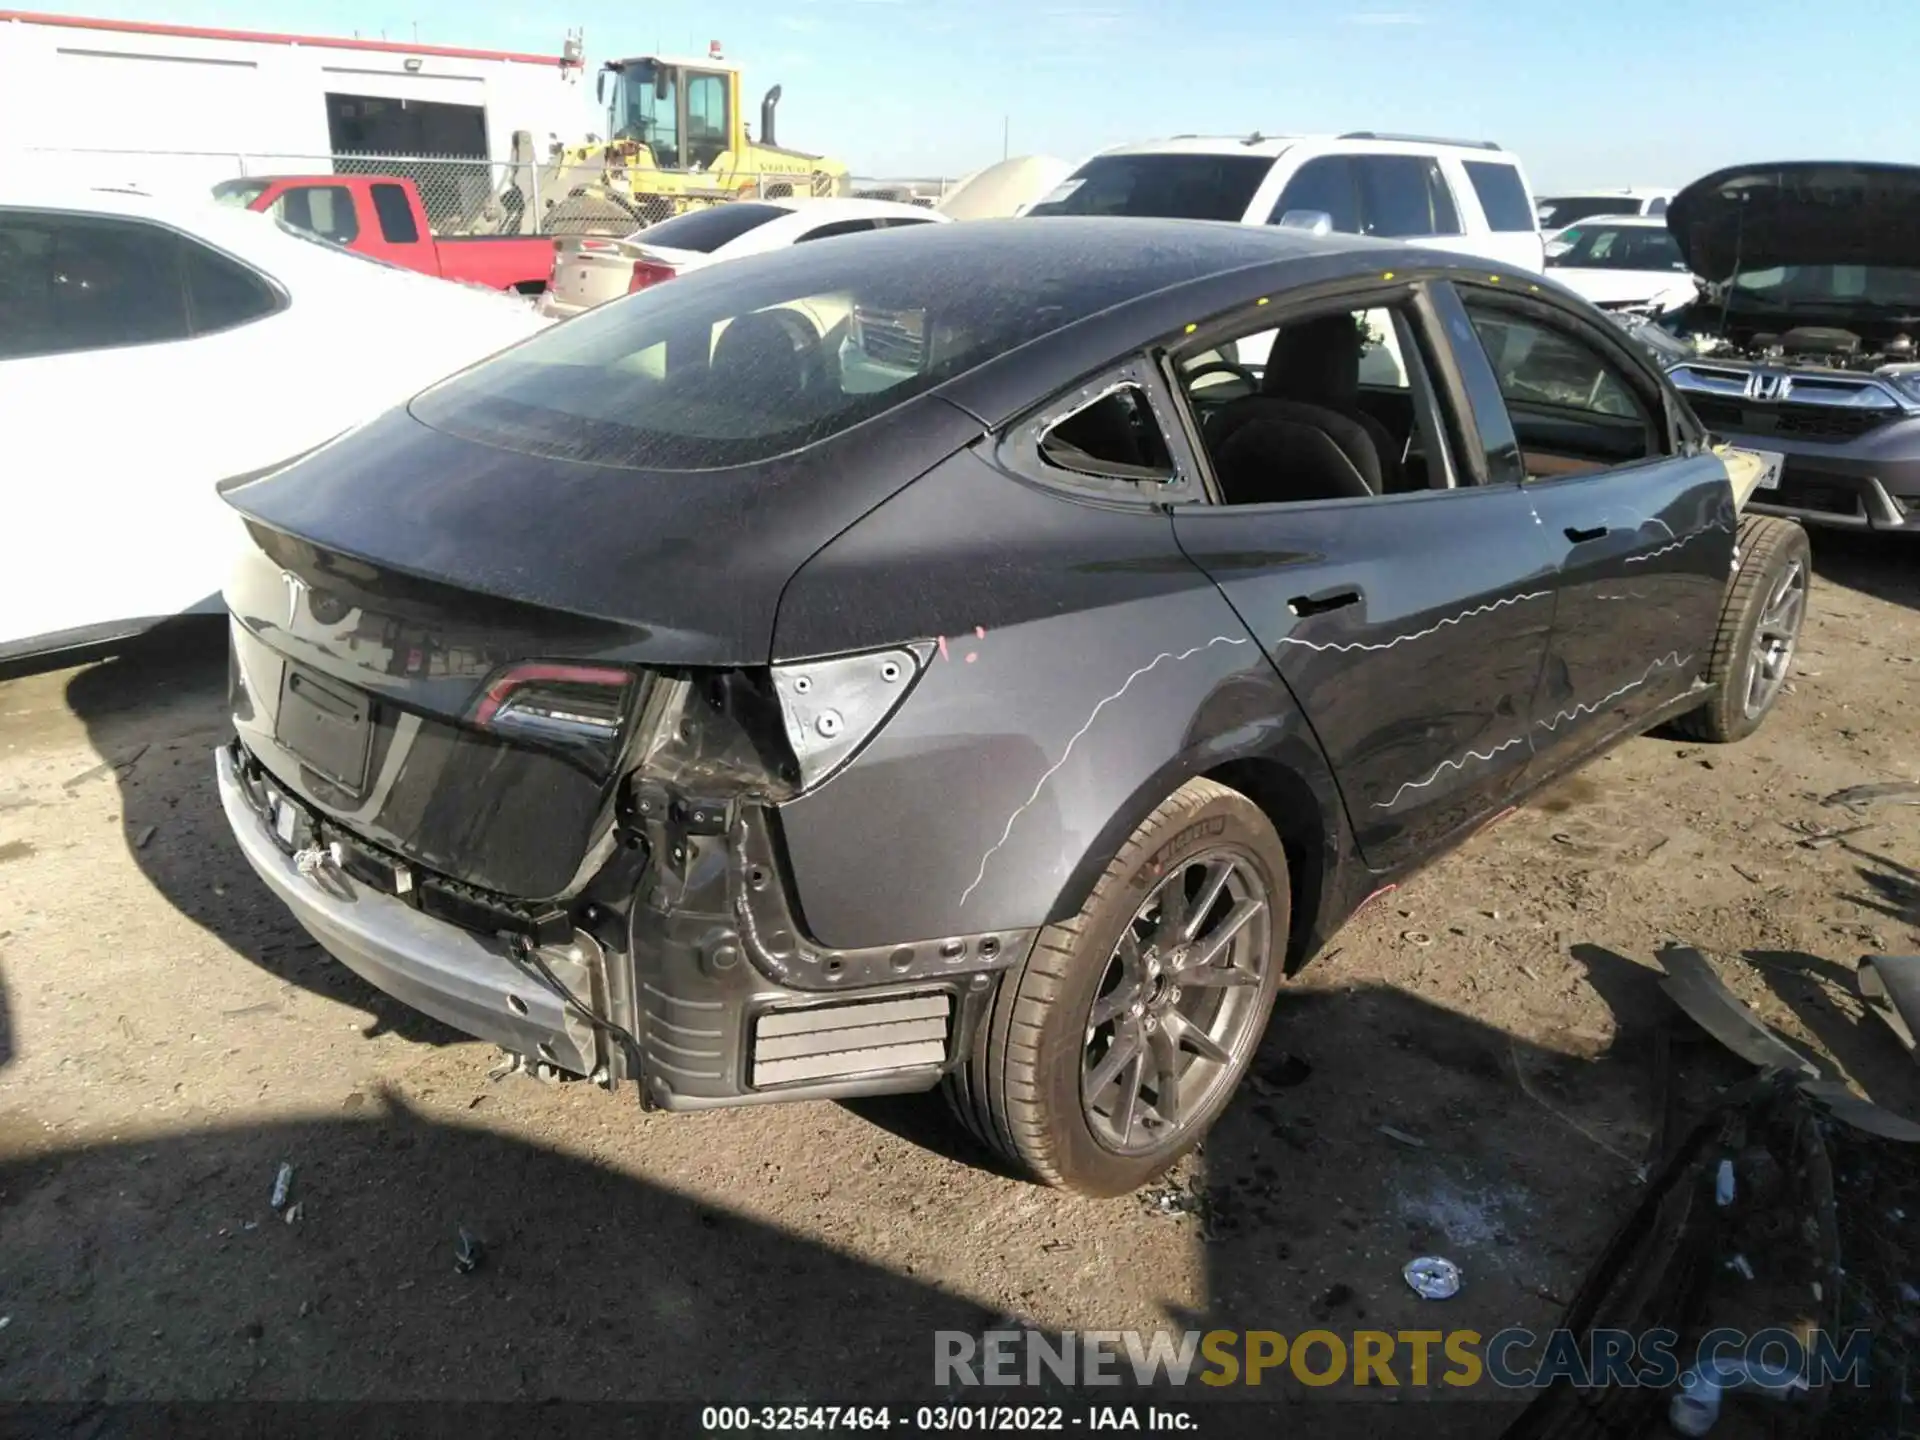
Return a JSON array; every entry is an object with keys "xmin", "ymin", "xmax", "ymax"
[
  {"xmin": 275, "ymin": 186, "xmax": 359, "ymax": 246},
  {"xmin": 631, "ymin": 202, "xmax": 789, "ymax": 253},
  {"xmin": 1462, "ymin": 160, "xmax": 1537, "ymax": 232},
  {"xmin": 795, "ymin": 219, "xmax": 879, "ymax": 243},
  {"xmin": 1025, "ymin": 154, "xmax": 1273, "ymax": 222},
  {"xmin": 370, "ymin": 183, "xmax": 421, "ymax": 244},
  {"xmin": 184, "ymin": 240, "xmax": 284, "ymax": 333},
  {"xmin": 1646, "ymin": 196, "xmax": 1669, "ymax": 217},
  {"xmin": 1270, "ymin": 155, "xmax": 1360, "ymax": 232},
  {"xmin": 1354, "ymin": 155, "xmax": 1461, "ymax": 238},
  {"xmin": 410, "ymin": 224, "xmax": 1233, "ymax": 469},
  {"xmin": 0, "ymin": 210, "xmax": 189, "ymax": 359}
]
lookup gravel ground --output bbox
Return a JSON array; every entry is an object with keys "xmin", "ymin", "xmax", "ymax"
[{"xmin": 0, "ymin": 531, "xmax": 1913, "ymax": 1411}]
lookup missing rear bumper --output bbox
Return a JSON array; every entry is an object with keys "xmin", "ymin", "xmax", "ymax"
[{"xmin": 217, "ymin": 743, "xmax": 607, "ymax": 1076}]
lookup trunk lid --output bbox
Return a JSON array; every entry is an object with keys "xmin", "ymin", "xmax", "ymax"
[{"xmin": 220, "ymin": 400, "xmax": 979, "ymax": 899}]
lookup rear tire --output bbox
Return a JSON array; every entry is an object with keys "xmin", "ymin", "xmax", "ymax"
[
  {"xmin": 946, "ymin": 778, "xmax": 1289, "ymax": 1197},
  {"xmin": 1673, "ymin": 514, "xmax": 1811, "ymax": 743}
]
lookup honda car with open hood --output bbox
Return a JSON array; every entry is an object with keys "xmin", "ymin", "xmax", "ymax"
[{"xmin": 1656, "ymin": 161, "xmax": 1920, "ymax": 533}]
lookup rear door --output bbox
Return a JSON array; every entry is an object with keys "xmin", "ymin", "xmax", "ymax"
[
  {"xmin": 1167, "ymin": 283, "xmax": 1560, "ymax": 872},
  {"xmin": 1436, "ymin": 280, "xmax": 1735, "ymax": 775}
]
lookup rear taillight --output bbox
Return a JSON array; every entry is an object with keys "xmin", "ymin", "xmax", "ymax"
[
  {"xmin": 629, "ymin": 260, "xmax": 677, "ymax": 292},
  {"xmin": 472, "ymin": 662, "xmax": 636, "ymax": 773}
]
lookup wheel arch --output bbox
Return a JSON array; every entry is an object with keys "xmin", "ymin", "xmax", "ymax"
[{"xmin": 1040, "ymin": 722, "xmax": 1356, "ymax": 977}]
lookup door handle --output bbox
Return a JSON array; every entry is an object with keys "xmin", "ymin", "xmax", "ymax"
[
  {"xmin": 1564, "ymin": 524, "xmax": 1610, "ymax": 543},
  {"xmin": 1288, "ymin": 588, "xmax": 1361, "ymax": 618}
]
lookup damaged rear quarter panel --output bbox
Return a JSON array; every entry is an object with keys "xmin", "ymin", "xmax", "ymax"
[{"xmin": 770, "ymin": 447, "xmax": 1352, "ymax": 953}]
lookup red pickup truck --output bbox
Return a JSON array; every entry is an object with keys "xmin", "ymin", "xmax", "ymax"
[{"xmin": 212, "ymin": 174, "xmax": 555, "ymax": 294}]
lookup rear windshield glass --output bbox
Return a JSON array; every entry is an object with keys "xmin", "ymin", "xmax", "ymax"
[
  {"xmin": 628, "ymin": 202, "xmax": 789, "ymax": 253},
  {"xmin": 410, "ymin": 224, "xmax": 1206, "ymax": 470},
  {"xmin": 211, "ymin": 179, "xmax": 269, "ymax": 209},
  {"xmin": 1026, "ymin": 154, "xmax": 1274, "ymax": 222}
]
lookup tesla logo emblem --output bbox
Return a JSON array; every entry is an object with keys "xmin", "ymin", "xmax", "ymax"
[
  {"xmin": 1747, "ymin": 371, "xmax": 1788, "ymax": 402},
  {"xmin": 281, "ymin": 571, "xmax": 306, "ymax": 628}
]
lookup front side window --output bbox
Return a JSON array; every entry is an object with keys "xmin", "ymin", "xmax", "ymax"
[
  {"xmin": 685, "ymin": 72, "xmax": 730, "ymax": 169},
  {"xmin": 1025, "ymin": 153, "xmax": 1274, "ymax": 222},
  {"xmin": 1354, "ymin": 155, "xmax": 1461, "ymax": 238},
  {"xmin": 1271, "ymin": 155, "xmax": 1360, "ymax": 232},
  {"xmin": 613, "ymin": 61, "xmax": 679, "ymax": 169},
  {"xmin": 1460, "ymin": 299, "xmax": 1661, "ymax": 472},
  {"xmin": 0, "ymin": 210, "xmax": 190, "ymax": 359},
  {"xmin": 1176, "ymin": 299, "xmax": 1461, "ymax": 504},
  {"xmin": 1462, "ymin": 160, "xmax": 1536, "ymax": 233},
  {"xmin": 274, "ymin": 186, "xmax": 359, "ymax": 246}
]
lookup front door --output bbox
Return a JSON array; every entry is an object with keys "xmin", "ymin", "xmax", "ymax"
[{"xmin": 1169, "ymin": 291, "xmax": 1559, "ymax": 872}]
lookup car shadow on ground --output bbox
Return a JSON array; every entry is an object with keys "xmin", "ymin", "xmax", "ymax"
[
  {"xmin": 36, "ymin": 630, "xmax": 1686, "ymax": 1425},
  {"xmin": 0, "ymin": 977, "xmax": 1648, "ymax": 1435},
  {"xmin": 61, "ymin": 625, "xmax": 460, "ymax": 1049},
  {"xmin": 1808, "ymin": 529, "xmax": 1920, "ymax": 613}
]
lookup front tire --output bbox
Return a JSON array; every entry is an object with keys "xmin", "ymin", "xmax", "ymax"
[
  {"xmin": 1674, "ymin": 514, "xmax": 1811, "ymax": 743},
  {"xmin": 946, "ymin": 778, "xmax": 1289, "ymax": 1196}
]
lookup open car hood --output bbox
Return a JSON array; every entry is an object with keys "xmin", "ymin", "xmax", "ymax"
[{"xmin": 1667, "ymin": 161, "xmax": 1920, "ymax": 281}]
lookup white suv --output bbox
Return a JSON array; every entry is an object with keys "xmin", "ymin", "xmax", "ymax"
[{"xmin": 1026, "ymin": 132, "xmax": 1546, "ymax": 271}]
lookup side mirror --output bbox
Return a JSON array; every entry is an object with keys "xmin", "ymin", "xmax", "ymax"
[
  {"xmin": 655, "ymin": 71, "xmax": 671, "ymax": 102},
  {"xmin": 1275, "ymin": 209, "xmax": 1334, "ymax": 236},
  {"xmin": 595, "ymin": 69, "xmax": 608, "ymax": 105}
]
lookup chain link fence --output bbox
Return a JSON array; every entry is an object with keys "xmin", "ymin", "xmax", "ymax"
[{"xmin": 28, "ymin": 146, "xmax": 960, "ymax": 236}]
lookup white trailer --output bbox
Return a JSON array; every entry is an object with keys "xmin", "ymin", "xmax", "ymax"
[{"xmin": 0, "ymin": 10, "xmax": 596, "ymax": 196}]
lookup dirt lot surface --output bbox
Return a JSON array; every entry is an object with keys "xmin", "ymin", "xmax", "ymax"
[{"xmin": 0, "ymin": 533, "xmax": 1914, "ymax": 1419}]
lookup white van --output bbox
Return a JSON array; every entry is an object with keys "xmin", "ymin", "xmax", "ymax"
[{"xmin": 1027, "ymin": 131, "xmax": 1546, "ymax": 272}]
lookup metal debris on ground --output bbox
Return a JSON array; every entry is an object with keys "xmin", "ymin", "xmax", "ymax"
[
  {"xmin": 1856, "ymin": 954, "xmax": 1920, "ymax": 1056},
  {"xmin": 1139, "ymin": 1178, "xmax": 1208, "ymax": 1219},
  {"xmin": 1403, "ymin": 1256, "xmax": 1461, "ymax": 1300},
  {"xmin": 283, "ymin": 1202, "xmax": 303, "ymax": 1225},
  {"xmin": 1715, "ymin": 1158, "xmax": 1736, "ymax": 1207},
  {"xmin": 1724, "ymin": 1253, "xmax": 1754, "ymax": 1280},
  {"xmin": 134, "ymin": 824, "xmax": 156, "ymax": 849},
  {"xmin": 454, "ymin": 1228, "xmax": 485, "ymax": 1274},
  {"xmin": 269, "ymin": 1161, "xmax": 294, "ymax": 1211},
  {"xmin": 1824, "ymin": 780, "xmax": 1920, "ymax": 811},
  {"xmin": 1377, "ymin": 1124, "xmax": 1427, "ymax": 1149}
]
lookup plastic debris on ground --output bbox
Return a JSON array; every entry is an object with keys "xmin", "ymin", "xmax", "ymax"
[{"xmin": 1403, "ymin": 1256, "xmax": 1461, "ymax": 1300}]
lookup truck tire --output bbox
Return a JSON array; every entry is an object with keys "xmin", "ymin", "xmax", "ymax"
[
  {"xmin": 1674, "ymin": 514, "xmax": 1811, "ymax": 744},
  {"xmin": 946, "ymin": 778, "xmax": 1289, "ymax": 1196}
]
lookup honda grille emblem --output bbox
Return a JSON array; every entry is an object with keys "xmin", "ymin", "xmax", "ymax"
[{"xmin": 1747, "ymin": 371, "xmax": 1787, "ymax": 402}]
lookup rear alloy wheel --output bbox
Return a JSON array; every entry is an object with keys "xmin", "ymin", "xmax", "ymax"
[
  {"xmin": 947, "ymin": 778, "xmax": 1288, "ymax": 1196},
  {"xmin": 1675, "ymin": 514, "xmax": 1812, "ymax": 743}
]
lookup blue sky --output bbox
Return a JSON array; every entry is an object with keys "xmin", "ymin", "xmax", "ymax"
[{"xmin": 34, "ymin": 0, "xmax": 1920, "ymax": 182}]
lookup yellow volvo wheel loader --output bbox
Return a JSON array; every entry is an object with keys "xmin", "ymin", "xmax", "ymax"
[{"xmin": 472, "ymin": 50, "xmax": 851, "ymax": 236}]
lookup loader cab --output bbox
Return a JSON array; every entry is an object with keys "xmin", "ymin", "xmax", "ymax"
[{"xmin": 599, "ymin": 55, "xmax": 742, "ymax": 171}]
